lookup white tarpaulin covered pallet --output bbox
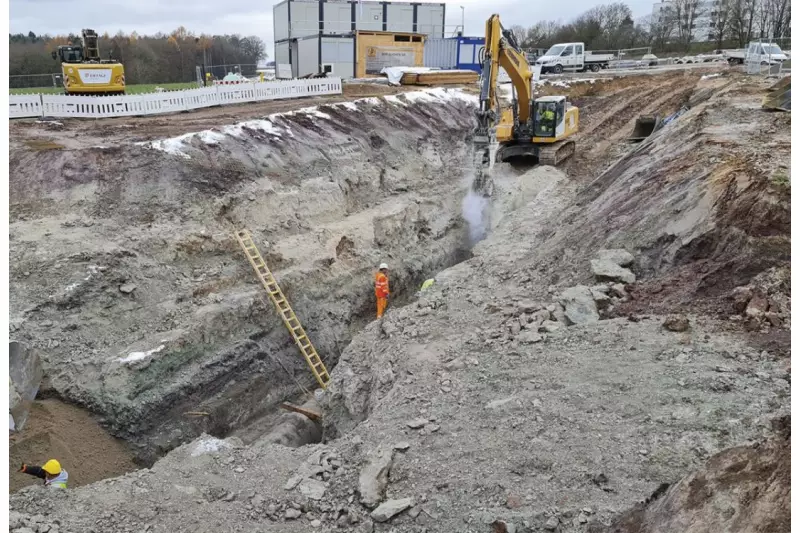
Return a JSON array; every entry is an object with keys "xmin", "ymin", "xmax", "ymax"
[{"xmin": 9, "ymin": 78, "xmax": 343, "ymax": 120}]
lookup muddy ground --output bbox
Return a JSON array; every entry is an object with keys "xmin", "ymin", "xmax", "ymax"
[
  {"xmin": 9, "ymin": 399, "xmax": 138, "ymax": 492},
  {"xmin": 8, "ymin": 69, "xmax": 790, "ymax": 533}
]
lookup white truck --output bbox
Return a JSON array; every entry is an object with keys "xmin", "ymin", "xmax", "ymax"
[
  {"xmin": 535, "ymin": 42, "xmax": 616, "ymax": 74},
  {"xmin": 724, "ymin": 41, "xmax": 788, "ymax": 65}
]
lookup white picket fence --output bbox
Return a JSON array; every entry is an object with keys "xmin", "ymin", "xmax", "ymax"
[{"xmin": 9, "ymin": 78, "xmax": 343, "ymax": 120}]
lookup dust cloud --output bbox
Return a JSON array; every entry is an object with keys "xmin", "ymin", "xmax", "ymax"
[{"xmin": 462, "ymin": 176, "xmax": 489, "ymax": 244}]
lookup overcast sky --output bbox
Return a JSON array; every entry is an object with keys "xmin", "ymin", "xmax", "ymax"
[{"xmin": 10, "ymin": 0, "xmax": 655, "ymax": 57}]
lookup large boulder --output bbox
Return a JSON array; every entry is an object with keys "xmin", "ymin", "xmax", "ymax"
[
  {"xmin": 359, "ymin": 446, "xmax": 395, "ymax": 508},
  {"xmin": 596, "ymin": 248, "xmax": 635, "ymax": 267},
  {"xmin": 9, "ymin": 341, "xmax": 43, "ymax": 432},
  {"xmin": 590, "ymin": 259, "xmax": 636, "ymax": 284},
  {"xmin": 558, "ymin": 286, "xmax": 600, "ymax": 325},
  {"xmin": 370, "ymin": 498, "xmax": 415, "ymax": 522}
]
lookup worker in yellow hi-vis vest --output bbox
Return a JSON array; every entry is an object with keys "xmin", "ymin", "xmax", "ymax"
[{"xmin": 19, "ymin": 459, "xmax": 68, "ymax": 489}]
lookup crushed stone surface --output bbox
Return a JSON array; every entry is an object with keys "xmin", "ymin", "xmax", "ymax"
[{"xmin": 8, "ymin": 71, "xmax": 789, "ymax": 533}]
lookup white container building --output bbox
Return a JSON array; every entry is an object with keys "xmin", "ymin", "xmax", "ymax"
[{"xmin": 274, "ymin": 0, "xmax": 446, "ymax": 78}]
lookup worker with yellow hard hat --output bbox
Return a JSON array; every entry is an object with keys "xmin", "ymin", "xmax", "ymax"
[{"xmin": 19, "ymin": 459, "xmax": 68, "ymax": 488}]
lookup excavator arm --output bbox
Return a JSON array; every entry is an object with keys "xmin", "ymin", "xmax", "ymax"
[{"xmin": 473, "ymin": 14, "xmax": 534, "ymax": 193}]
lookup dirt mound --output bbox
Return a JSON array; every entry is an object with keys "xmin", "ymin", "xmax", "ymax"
[
  {"xmin": 594, "ymin": 416, "xmax": 789, "ymax": 533},
  {"xmin": 9, "ymin": 399, "xmax": 137, "ymax": 492}
]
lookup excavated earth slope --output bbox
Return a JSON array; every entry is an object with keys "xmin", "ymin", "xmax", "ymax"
[
  {"xmin": 10, "ymin": 89, "xmax": 478, "ymax": 464},
  {"xmin": 9, "ymin": 72, "xmax": 790, "ymax": 533},
  {"xmin": 9, "ymin": 70, "xmax": 704, "ymax": 471}
]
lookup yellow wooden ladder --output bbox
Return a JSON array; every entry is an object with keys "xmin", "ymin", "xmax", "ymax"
[{"xmin": 234, "ymin": 229, "xmax": 331, "ymax": 389}]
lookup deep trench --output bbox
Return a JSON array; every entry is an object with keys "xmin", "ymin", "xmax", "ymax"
[
  {"xmin": 10, "ymin": 93, "xmax": 487, "ymax": 479},
  {"xmin": 128, "ymin": 240, "xmax": 475, "ymax": 467}
]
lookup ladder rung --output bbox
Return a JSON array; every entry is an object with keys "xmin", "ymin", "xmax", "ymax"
[{"xmin": 237, "ymin": 228, "xmax": 330, "ymax": 389}]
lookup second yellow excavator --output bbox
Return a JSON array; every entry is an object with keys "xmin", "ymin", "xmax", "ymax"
[{"xmin": 473, "ymin": 14, "xmax": 579, "ymax": 192}]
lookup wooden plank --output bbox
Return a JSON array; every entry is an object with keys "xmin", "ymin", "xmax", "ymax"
[{"xmin": 280, "ymin": 402, "xmax": 322, "ymax": 421}]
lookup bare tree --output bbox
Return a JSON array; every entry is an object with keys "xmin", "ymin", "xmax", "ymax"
[
  {"xmin": 650, "ymin": 4, "xmax": 678, "ymax": 48},
  {"xmin": 767, "ymin": 0, "xmax": 790, "ymax": 38},
  {"xmin": 729, "ymin": 0, "xmax": 751, "ymax": 46},
  {"xmin": 522, "ymin": 20, "xmax": 563, "ymax": 49},
  {"xmin": 509, "ymin": 25, "xmax": 527, "ymax": 46},
  {"xmin": 713, "ymin": 0, "xmax": 733, "ymax": 49},
  {"xmin": 756, "ymin": 0, "xmax": 771, "ymax": 37},
  {"xmin": 673, "ymin": 0, "xmax": 706, "ymax": 48},
  {"xmin": 635, "ymin": 15, "xmax": 657, "ymax": 47}
]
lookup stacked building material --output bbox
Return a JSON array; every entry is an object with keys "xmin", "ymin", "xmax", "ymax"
[{"xmin": 400, "ymin": 69, "xmax": 479, "ymax": 86}]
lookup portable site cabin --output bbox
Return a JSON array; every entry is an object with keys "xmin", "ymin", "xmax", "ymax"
[
  {"xmin": 273, "ymin": 0, "xmax": 444, "ymax": 79},
  {"xmin": 424, "ymin": 36, "xmax": 485, "ymax": 72}
]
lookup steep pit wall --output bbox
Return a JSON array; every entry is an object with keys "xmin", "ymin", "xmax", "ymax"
[
  {"xmin": 9, "ymin": 89, "xmax": 478, "ymax": 463},
  {"xmin": 497, "ymin": 75, "xmax": 790, "ymax": 323}
]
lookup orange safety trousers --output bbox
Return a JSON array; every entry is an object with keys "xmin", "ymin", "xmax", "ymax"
[{"xmin": 375, "ymin": 272, "xmax": 389, "ymax": 318}]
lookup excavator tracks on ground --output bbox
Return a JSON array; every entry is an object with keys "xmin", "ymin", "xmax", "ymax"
[
  {"xmin": 538, "ymin": 140, "xmax": 576, "ymax": 166},
  {"xmin": 234, "ymin": 229, "xmax": 331, "ymax": 389}
]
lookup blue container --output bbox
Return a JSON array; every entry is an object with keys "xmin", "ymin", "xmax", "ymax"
[
  {"xmin": 455, "ymin": 36, "xmax": 484, "ymax": 72},
  {"xmin": 423, "ymin": 36, "xmax": 484, "ymax": 72}
]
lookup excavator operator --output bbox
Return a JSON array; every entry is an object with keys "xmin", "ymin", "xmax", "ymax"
[{"xmin": 537, "ymin": 102, "xmax": 557, "ymax": 135}]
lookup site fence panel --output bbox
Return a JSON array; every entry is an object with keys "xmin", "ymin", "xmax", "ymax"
[
  {"xmin": 9, "ymin": 94, "xmax": 43, "ymax": 119},
  {"xmin": 10, "ymin": 78, "xmax": 343, "ymax": 120}
]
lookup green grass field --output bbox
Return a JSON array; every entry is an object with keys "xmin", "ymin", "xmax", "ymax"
[{"xmin": 10, "ymin": 82, "xmax": 199, "ymax": 95}]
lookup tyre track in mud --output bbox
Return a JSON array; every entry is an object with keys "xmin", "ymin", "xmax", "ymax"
[{"xmin": 561, "ymin": 74, "xmax": 699, "ymax": 179}]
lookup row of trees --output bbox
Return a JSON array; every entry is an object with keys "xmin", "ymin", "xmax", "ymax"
[
  {"xmin": 508, "ymin": 0, "xmax": 790, "ymax": 55},
  {"xmin": 9, "ymin": 27, "xmax": 267, "ymax": 85}
]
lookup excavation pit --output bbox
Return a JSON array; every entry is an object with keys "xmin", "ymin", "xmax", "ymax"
[{"xmin": 9, "ymin": 89, "xmax": 486, "ymax": 467}]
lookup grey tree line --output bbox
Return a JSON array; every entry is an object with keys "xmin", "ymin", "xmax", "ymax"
[
  {"xmin": 508, "ymin": 0, "xmax": 790, "ymax": 54},
  {"xmin": 10, "ymin": 28, "xmax": 267, "ymax": 85}
]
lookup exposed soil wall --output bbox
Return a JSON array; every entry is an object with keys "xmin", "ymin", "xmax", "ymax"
[{"xmin": 9, "ymin": 89, "xmax": 478, "ymax": 464}]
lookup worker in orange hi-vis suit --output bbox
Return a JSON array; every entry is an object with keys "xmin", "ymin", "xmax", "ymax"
[{"xmin": 375, "ymin": 263, "xmax": 390, "ymax": 318}]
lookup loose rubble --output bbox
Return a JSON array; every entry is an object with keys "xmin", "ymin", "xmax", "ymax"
[{"xmin": 8, "ymin": 73, "xmax": 789, "ymax": 533}]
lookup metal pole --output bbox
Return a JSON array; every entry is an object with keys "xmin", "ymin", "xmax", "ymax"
[{"xmin": 460, "ymin": 6, "xmax": 465, "ymax": 35}]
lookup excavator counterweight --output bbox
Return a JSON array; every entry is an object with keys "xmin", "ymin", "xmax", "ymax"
[{"xmin": 52, "ymin": 28, "xmax": 125, "ymax": 95}]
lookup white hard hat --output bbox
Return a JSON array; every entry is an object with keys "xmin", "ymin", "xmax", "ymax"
[{"xmin": 379, "ymin": 263, "xmax": 388, "ymax": 270}]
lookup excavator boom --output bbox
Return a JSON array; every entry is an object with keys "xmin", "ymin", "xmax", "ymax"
[{"xmin": 473, "ymin": 14, "xmax": 534, "ymax": 194}]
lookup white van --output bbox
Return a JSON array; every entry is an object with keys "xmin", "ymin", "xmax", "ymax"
[{"xmin": 535, "ymin": 42, "xmax": 616, "ymax": 74}]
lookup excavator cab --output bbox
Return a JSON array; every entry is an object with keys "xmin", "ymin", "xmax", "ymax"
[
  {"xmin": 53, "ymin": 46, "xmax": 84, "ymax": 64},
  {"xmin": 532, "ymin": 97, "xmax": 566, "ymax": 138}
]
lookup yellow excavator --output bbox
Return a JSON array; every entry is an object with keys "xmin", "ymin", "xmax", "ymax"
[
  {"xmin": 473, "ymin": 14, "xmax": 579, "ymax": 192},
  {"xmin": 52, "ymin": 29, "xmax": 126, "ymax": 95}
]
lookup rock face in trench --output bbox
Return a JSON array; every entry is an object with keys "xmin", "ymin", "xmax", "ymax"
[
  {"xmin": 9, "ymin": 89, "xmax": 478, "ymax": 462},
  {"xmin": 593, "ymin": 416, "xmax": 790, "ymax": 533},
  {"xmin": 516, "ymin": 77, "xmax": 790, "ymax": 321}
]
